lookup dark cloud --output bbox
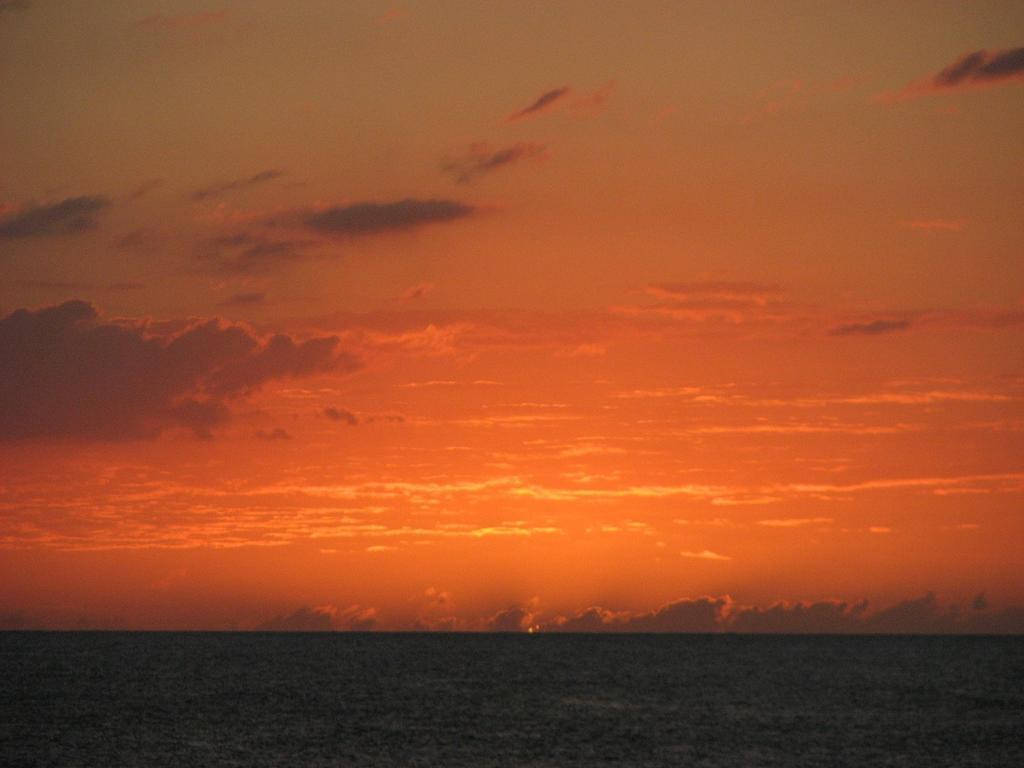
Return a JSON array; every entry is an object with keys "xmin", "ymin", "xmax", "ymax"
[
  {"xmin": 324, "ymin": 407, "xmax": 358, "ymax": 426},
  {"xmin": 191, "ymin": 169, "xmax": 284, "ymax": 201},
  {"xmin": 543, "ymin": 597, "xmax": 728, "ymax": 633},
  {"xmin": 507, "ymin": 87, "xmax": 571, "ymax": 122},
  {"xmin": 255, "ymin": 427, "xmax": 291, "ymax": 440},
  {"xmin": 881, "ymin": 47, "xmax": 1024, "ymax": 101},
  {"xmin": 544, "ymin": 607, "xmax": 617, "ymax": 633},
  {"xmin": 443, "ymin": 142, "xmax": 546, "ymax": 183},
  {"xmin": 728, "ymin": 600, "xmax": 869, "ymax": 633},
  {"xmin": 0, "ymin": 196, "xmax": 110, "ymax": 239},
  {"xmin": 486, "ymin": 606, "xmax": 532, "ymax": 632},
  {"xmin": 201, "ymin": 233, "xmax": 311, "ymax": 274},
  {"xmin": 0, "ymin": 300, "xmax": 356, "ymax": 441},
  {"xmin": 255, "ymin": 606, "xmax": 335, "ymax": 632},
  {"xmin": 860, "ymin": 592, "xmax": 958, "ymax": 634},
  {"xmin": 0, "ymin": 0, "xmax": 29, "ymax": 13},
  {"xmin": 830, "ymin": 319, "xmax": 911, "ymax": 336},
  {"xmin": 299, "ymin": 198, "xmax": 476, "ymax": 237},
  {"xmin": 536, "ymin": 594, "xmax": 1024, "ymax": 634},
  {"xmin": 934, "ymin": 47, "xmax": 1024, "ymax": 88},
  {"xmin": 219, "ymin": 292, "xmax": 266, "ymax": 307},
  {"xmin": 398, "ymin": 282, "xmax": 434, "ymax": 302},
  {"xmin": 619, "ymin": 597, "xmax": 727, "ymax": 633},
  {"xmin": 201, "ymin": 198, "xmax": 475, "ymax": 273}
]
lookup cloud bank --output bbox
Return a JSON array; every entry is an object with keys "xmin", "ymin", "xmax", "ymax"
[{"xmin": 0, "ymin": 300, "xmax": 356, "ymax": 440}]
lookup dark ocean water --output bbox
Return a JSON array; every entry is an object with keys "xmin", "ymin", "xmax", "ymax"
[{"xmin": 1, "ymin": 633, "xmax": 1022, "ymax": 767}]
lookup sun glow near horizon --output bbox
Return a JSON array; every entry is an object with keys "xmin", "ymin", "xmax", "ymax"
[{"xmin": 1, "ymin": 1, "xmax": 1022, "ymax": 633}]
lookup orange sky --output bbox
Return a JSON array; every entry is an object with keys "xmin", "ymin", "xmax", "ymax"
[{"xmin": 1, "ymin": 1, "xmax": 1023, "ymax": 632}]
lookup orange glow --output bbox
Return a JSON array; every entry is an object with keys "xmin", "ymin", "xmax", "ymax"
[{"xmin": 1, "ymin": 2, "xmax": 1022, "ymax": 632}]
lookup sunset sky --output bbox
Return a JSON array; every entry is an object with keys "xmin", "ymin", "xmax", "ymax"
[{"xmin": 1, "ymin": 1, "xmax": 1023, "ymax": 632}]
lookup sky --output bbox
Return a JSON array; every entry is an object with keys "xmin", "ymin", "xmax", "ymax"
[{"xmin": 1, "ymin": 1, "xmax": 1023, "ymax": 632}]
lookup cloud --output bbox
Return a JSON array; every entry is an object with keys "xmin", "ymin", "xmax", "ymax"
[
  {"xmin": 255, "ymin": 427, "xmax": 291, "ymax": 440},
  {"xmin": 619, "ymin": 597, "xmax": 730, "ymax": 633},
  {"xmin": 830, "ymin": 319, "xmax": 911, "ymax": 336},
  {"xmin": 324, "ymin": 407, "xmax": 358, "ymax": 425},
  {"xmin": 881, "ymin": 47, "xmax": 1024, "ymax": 101},
  {"xmin": 442, "ymin": 142, "xmax": 546, "ymax": 183},
  {"xmin": 200, "ymin": 198, "xmax": 475, "ymax": 273},
  {"xmin": 758, "ymin": 517, "xmax": 833, "ymax": 528},
  {"xmin": 537, "ymin": 594, "xmax": 1024, "ymax": 634},
  {"xmin": 219, "ymin": 292, "xmax": 266, "ymax": 307},
  {"xmin": 191, "ymin": 169, "xmax": 284, "ymax": 201},
  {"xmin": 0, "ymin": 0, "xmax": 29, "ymax": 14},
  {"xmin": 679, "ymin": 549, "xmax": 731, "ymax": 561},
  {"xmin": 255, "ymin": 605, "xmax": 335, "ymax": 632},
  {"xmin": 506, "ymin": 87, "xmax": 571, "ymax": 122},
  {"xmin": 137, "ymin": 10, "xmax": 227, "ymax": 31},
  {"xmin": 201, "ymin": 233, "xmax": 311, "ymax": 274},
  {"xmin": 398, "ymin": 282, "xmax": 434, "ymax": 302},
  {"xmin": 0, "ymin": 300, "xmax": 355, "ymax": 440},
  {"xmin": 0, "ymin": 196, "xmax": 110, "ymax": 239},
  {"xmin": 647, "ymin": 281, "xmax": 781, "ymax": 304},
  {"xmin": 861, "ymin": 592, "xmax": 957, "ymax": 633},
  {"xmin": 934, "ymin": 47, "xmax": 1024, "ymax": 88},
  {"xmin": 545, "ymin": 598, "xmax": 729, "ymax": 633},
  {"xmin": 297, "ymin": 198, "xmax": 476, "ymax": 237},
  {"xmin": 728, "ymin": 600, "xmax": 869, "ymax": 633},
  {"xmin": 486, "ymin": 605, "xmax": 533, "ymax": 632}
]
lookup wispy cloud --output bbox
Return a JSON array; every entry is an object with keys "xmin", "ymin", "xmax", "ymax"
[
  {"xmin": 506, "ymin": 87, "xmax": 571, "ymax": 122},
  {"xmin": 879, "ymin": 47, "xmax": 1024, "ymax": 101},
  {"xmin": 191, "ymin": 169, "xmax": 284, "ymax": 201},
  {"xmin": 299, "ymin": 198, "xmax": 476, "ymax": 236},
  {"xmin": 0, "ymin": 196, "xmax": 110, "ymax": 238},
  {"xmin": 324, "ymin": 407, "xmax": 358, "ymax": 426},
  {"xmin": 442, "ymin": 142, "xmax": 546, "ymax": 183},
  {"xmin": 758, "ymin": 517, "xmax": 833, "ymax": 528},
  {"xmin": 830, "ymin": 319, "xmax": 911, "ymax": 336},
  {"xmin": 679, "ymin": 549, "xmax": 731, "ymax": 561},
  {"xmin": 398, "ymin": 282, "xmax": 434, "ymax": 302}
]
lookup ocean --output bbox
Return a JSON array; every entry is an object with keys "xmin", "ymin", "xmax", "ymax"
[{"xmin": 2, "ymin": 632, "xmax": 1022, "ymax": 766}]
